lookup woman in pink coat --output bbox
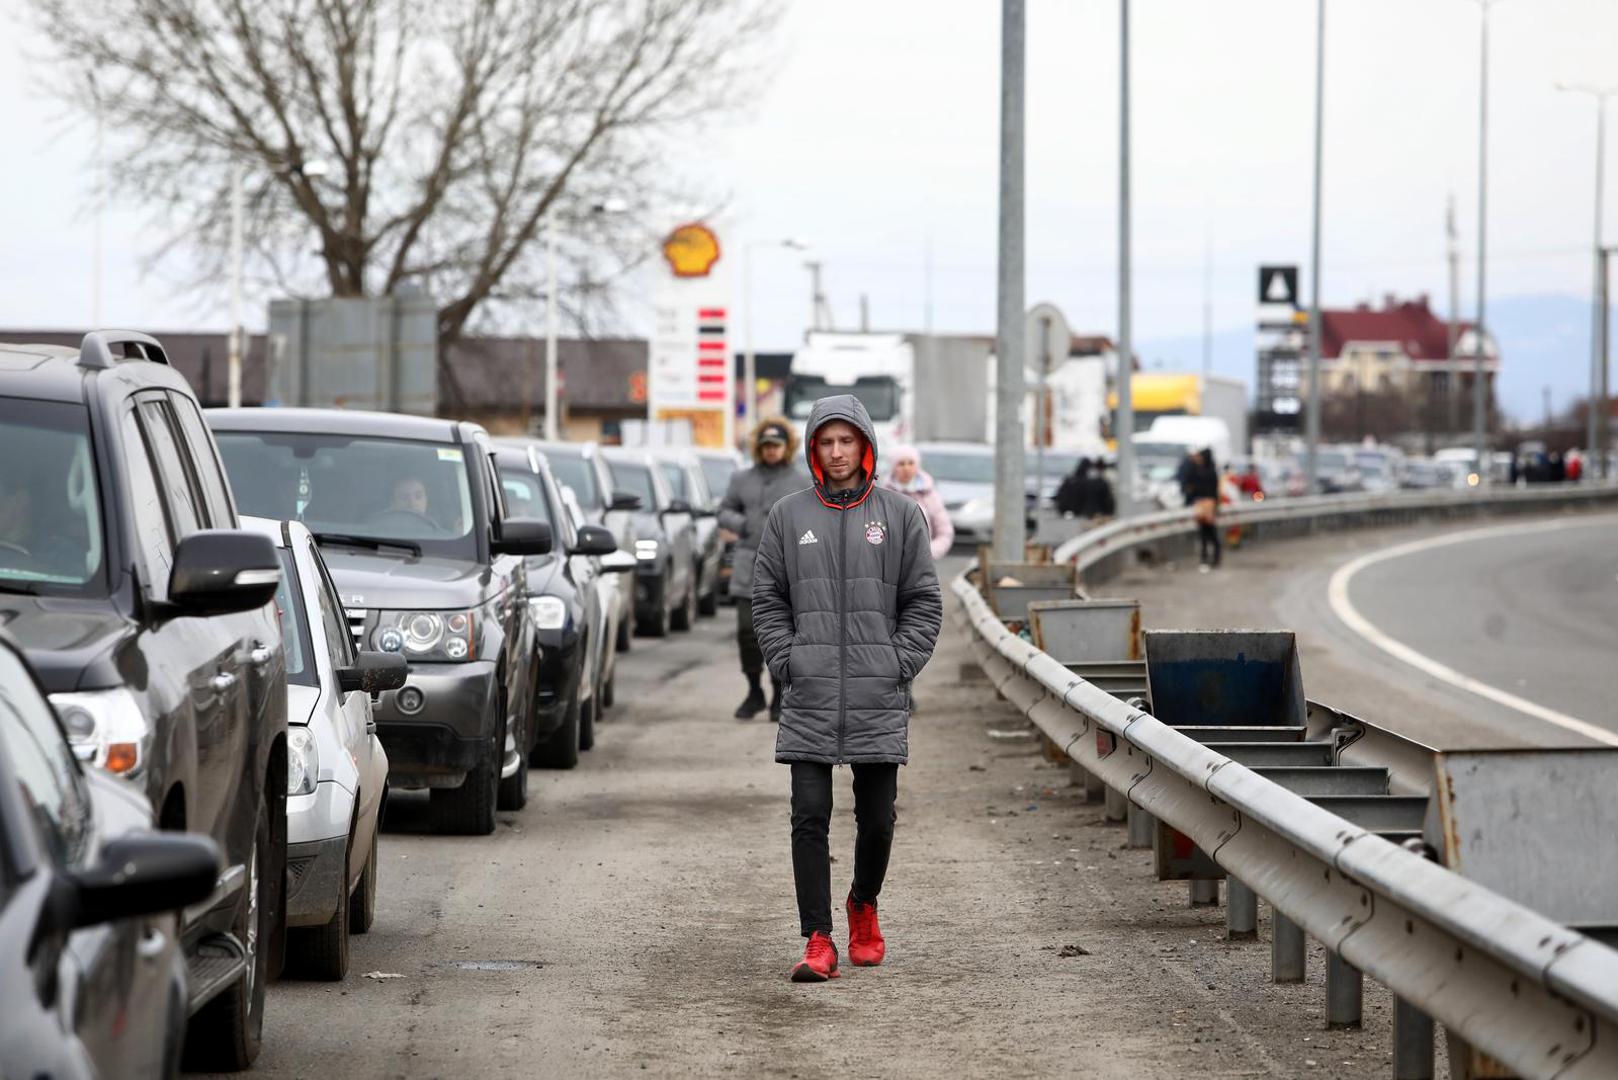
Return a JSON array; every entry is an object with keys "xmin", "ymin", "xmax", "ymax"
[{"xmin": 883, "ymin": 444, "xmax": 955, "ymax": 559}]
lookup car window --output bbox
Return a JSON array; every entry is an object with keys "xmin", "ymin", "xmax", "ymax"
[
  {"xmin": 658, "ymin": 462, "xmax": 688, "ymax": 500},
  {"xmin": 273, "ymin": 547, "xmax": 316, "ymax": 688},
  {"xmin": 545, "ymin": 453, "xmax": 600, "ymax": 510},
  {"xmin": 121, "ymin": 409, "xmax": 177, "ymax": 591},
  {"xmin": 0, "ymin": 649, "xmax": 89, "ymax": 869},
  {"xmin": 610, "ymin": 462, "xmax": 657, "ymax": 507},
  {"xmin": 214, "ymin": 431, "xmax": 480, "ymax": 560},
  {"xmin": 698, "ymin": 457, "xmax": 736, "ymax": 499},
  {"xmin": 138, "ymin": 399, "xmax": 204, "ymax": 540},
  {"xmin": 920, "ymin": 451, "xmax": 997, "ymax": 484},
  {"xmin": 308, "ymin": 540, "xmax": 356, "ymax": 670},
  {"xmin": 498, "ymin": 466, "xmax": 553, "ymax": 525},
  {"xmin": 0, "ymin": 397, "xmax": 106, "ymax": 594},
  {"xmin": 170, "ymin": 395, "xmax": 237, "ymax": 528}
]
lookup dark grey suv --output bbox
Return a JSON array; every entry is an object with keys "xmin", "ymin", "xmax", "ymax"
[{"xmin": 208, "ymin": 409, "xmax": 551, "ymax": 834}]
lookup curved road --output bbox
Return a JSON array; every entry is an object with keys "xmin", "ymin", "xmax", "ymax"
[{"xmin": 1333, "ymin": 515, "xmax": 1618, "ymax": 740}]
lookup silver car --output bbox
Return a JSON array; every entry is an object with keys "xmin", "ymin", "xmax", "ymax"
[{"xmin": 245, "ymin": 517, "xmax": 403, "ymax": 981}]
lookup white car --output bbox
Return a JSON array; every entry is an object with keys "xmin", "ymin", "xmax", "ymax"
[
  {"xmin": 559, "ymin": 484, "xmax": 633, "ymax": 713},
  {"xmin": 244, "ymin": 516, "xmax": 403, "ymax": 980}
]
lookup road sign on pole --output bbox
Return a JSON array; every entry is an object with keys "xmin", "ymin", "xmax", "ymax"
[{"xmin": 1025, "ymin": 302, "xmax": 1070, "ymax": 511}]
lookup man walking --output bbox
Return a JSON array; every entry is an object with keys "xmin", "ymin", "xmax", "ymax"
[
  {"xmin": 717, "ymin": 416, "xmax": 808, "ymax": 721},
  {"xmin": 751, "ymin": 396, "xmax": 943, "ymax": 983}
]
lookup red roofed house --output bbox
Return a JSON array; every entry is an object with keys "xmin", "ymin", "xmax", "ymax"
[{"xmin": 1314, "ymin": 294, "xmax": 1498, "ymax": 408}]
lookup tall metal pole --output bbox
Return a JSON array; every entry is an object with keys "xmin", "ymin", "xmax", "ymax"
[
  {"xmin": 1304, "ymin": 0, "xmax": 1325, "ymax": 490},
  {"xmin": 991, "ymin": 0, "xmax": 1027, "ymax": 561},
  {"xmin": 1472, "ymin": 1, "xmax": 1494, "ymax": 482},
  {"xmin": 544, "ymin": 219, "xmax": 559, "ymax": 441},
  {"xmin": 1595, "ymin": 100, "xmax": 1608, "ymax": 476},
  {"xmin": 1601, "ymin": 247, "xmax": 1612, "ymax": 479},
  {"xmin": 1114, "ymin": 0, "xmax": 1136, "ymax": 518},
  {"xmin": 228, "ymin": 163, "xmax": 244, "ymax": 409},
  {"xmin": 743, "ymin": 242, "xmax": 757, "ymax": 440},
  {"xmin": 1447, "ymin": 195, "xmax": 1461, "ymax": 434}
]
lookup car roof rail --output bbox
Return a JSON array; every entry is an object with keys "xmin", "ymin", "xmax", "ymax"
[{"xmin": 78, "ymin": 330, "xmax": 171, "ymax": 370}]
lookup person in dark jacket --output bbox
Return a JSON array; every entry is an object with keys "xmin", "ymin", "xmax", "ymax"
[
  {"xmin": 717, "ymin": 417, "xmax": 809, "ymax": 720},
  {"xmin": 751, "ymin": 395, "xmax": 943, "ymax": 983},
  {"xmin": 1184, "ymin": 448, "xmax": 1222, "ymax": 570},
  {"xmin": 1054, "ymin": 458, "xmax": 1092, "ymax": 517}
]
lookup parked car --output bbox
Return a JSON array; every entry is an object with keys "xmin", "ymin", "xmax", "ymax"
[
  {"xmin": 209, "ymin": 408, "xmax": 551, "ymax": 832},
  {"xmin": 558, "ymin": 484, "xmax": 635, "ymax": 713},
  {"xmin": 1400, "ymin": 457, "xmax": 1456, "ymax": 490},
  {"xmin": 1313, "ymin": 447, "xmax": 1365, "ymax": 494},
  {"xmin": 245, "ymin": 517, "xmax": 404, "ymax": 981},
  {"xmin": 0, "ymin": 332, "xmax": 288, "ymax": 1070},
  {"xmin": 600, "ymin": 448, "xmax": 699, "ymax": 637},
  {"xmin": 520, "ymin": 440, "xmax": 642, "ymax": 653},
  {"xmin": 914, "ymin": 441, "xmax": 1034, "ymax": 546},
  {"xmin": 691, "ymin": 447, "xmax": 745, "ymax": 599},
  {"xmin": 0, "ymin": 631, "xmax": 220, "ymax": 1080},
  {"xmin": 652, "ymin": 449, "xmax": 723, "ymax": 616},
  {"xmin": 492, "ymin": 445, "xmax": 623, "ymax": 767}
]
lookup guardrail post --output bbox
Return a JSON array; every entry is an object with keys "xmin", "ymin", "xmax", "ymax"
[
  {"xmin": 1226, "ymin": 878, "xmax": 1257, "ymax": 940},
  {"xmin": 1271, "ymin": 913, "xmax": 1305, "ymax": 982},
  {"xmin": 1188, "ymin": 879, "xmax": 1219, "ymax": 906},
  {"xmin": 1103, "ymin": 785, "xmax": 1127, "ymax": 822},
  {"xmin": 1325, "ymin": 952, "xmax": 1363, "ymax": 1029},
  {"xmin": 1393, "ymin": 997, "xmax": 1434, "ymax": 1079},
  {"xmin": 1126, "ymin": 802, "xmax": 1153, "ymax": 847}
]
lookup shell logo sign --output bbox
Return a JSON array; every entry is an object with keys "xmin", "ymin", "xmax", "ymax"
[{"xmin": 661, "ymin": 223, "xmax": 722, "ymax": 278}]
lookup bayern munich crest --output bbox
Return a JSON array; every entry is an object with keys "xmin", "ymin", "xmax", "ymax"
[{"xmin": 865, "ymin": 522, "xmax": 886, "ymax": 545}]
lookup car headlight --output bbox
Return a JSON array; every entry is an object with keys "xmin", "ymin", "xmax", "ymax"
[
  {"xmin": 529, "ymin": 595, "xmax": 567, "ymax": 630},
  {"xmin": 50, "ymin": 688, "xmax": 149, "ymax": 777},
  {"xmin": 634, "ymin": 539, "xmax": 660, "ymax": 561},
  {"xmin": 288, "ymin": 725, "xmax": 319, "ymax": 796},
  {"xmin": 372, "ymin": 609, "xmax": 477, "ymax": 661}
]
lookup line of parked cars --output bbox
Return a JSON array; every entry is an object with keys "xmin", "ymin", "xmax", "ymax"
[{"xmin": 0, "ymin": 330, "xmax": 737, "ymax": 1077}]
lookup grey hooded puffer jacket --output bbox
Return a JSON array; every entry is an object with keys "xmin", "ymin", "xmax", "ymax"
[
  {"xmin": 716, "ymin": 418, "xmax": 810, "ymax": 598},
  {"xmin": 751, "ymin": 395, "xmax": 944, "ymax": 765}
]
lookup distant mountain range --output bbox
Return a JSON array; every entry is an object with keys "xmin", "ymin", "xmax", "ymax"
[{"xmin": 1136, "ymin": 293, "xmax": 1607, "ymax": 425}]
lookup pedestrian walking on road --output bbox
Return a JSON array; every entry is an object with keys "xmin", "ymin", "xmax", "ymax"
[
  {"xmin": 1185, "ymin": 448, "xmax": 1222, "ymax": 571},
  {"xmin": 881, "ymin": 444, "xmax": 955, "ymax": 559},
  {"xmin": 717, "ymin": 417, "xmax": 809, "ymax": 722},
  {"xmin": 751, "ymin": 395, "xmax": 943, "ymax": 983}
]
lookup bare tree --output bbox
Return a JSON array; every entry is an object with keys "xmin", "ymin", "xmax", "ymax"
[{"xmin": 29, "ymin": 0, "xmax": 778, "ymax": 403}]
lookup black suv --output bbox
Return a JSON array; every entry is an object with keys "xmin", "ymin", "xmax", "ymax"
[
  {"xmin": 207, "ymin": 408, "xmax": 551, "ymax": 831},
  {"xmin": 0, "ymin": 332, "xmax": 289, "ymax": 1070}
]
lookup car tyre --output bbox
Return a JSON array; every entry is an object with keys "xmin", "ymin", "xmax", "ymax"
[
  {"xmin": 497, "ymin": 713, "xmax": 529, "ymax": 811},
  {"xmin": 349, "ymin": 826, "xmax": 378, "ymax": 935},
  {"xmin": 698, "ymin": 572, "xmax": 719, "ymax": 617},
  {"xmin": 183, "ymin": 797, "xmax": 274, "ymax": 1071},
  {"xmin": 534, "ymin": 689, "xmax": 581, "ymax": 769},
  {"xmin": 293, "ymin": 833, "xmax": 351, "ymax": 981},
  {"xmin": 578, "ymin": 688, "xmax": 596, "ymax": 752},
  {"xmin": 432, "ymin": 716, "xmax": 500, "ymax": 835},
  {"xmin": 671, "ymin": 572, "xmax": 696, "ymax": 632},
  {"xmin": 616, "ymin": 612, "xmax": 632, "ymax": 653},
  {"xmin": 637, "ymin": 579, "xmax": 670, "ymax": 638}
]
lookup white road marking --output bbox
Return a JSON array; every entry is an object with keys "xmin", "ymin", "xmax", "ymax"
[{"xmin": 1326, "ymin": 517, "xmax": 1618, "ymax": 747}]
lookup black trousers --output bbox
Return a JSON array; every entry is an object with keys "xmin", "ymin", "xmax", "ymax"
[
  {"xmin": 736, "ymin": 597, "xmax": 763, "ymax": 678},
  {"xmin": 789, "ymin": 762, "xmax": 899, "ymax": 938},
  {"xmin": 1198, "ymin": 521, "xmax": 1222, "ymax": 566}
]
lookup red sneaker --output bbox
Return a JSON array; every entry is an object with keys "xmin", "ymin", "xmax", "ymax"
[
  {"xmin": 790, "ymin": 931, "xmax": 840, "ymax": 982},
  {"xmin": 846, "ymin": 894, "xmax": 885, "ymax": 966}
]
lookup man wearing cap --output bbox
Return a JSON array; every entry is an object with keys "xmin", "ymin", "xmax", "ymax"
[
  {"xmin": 717, "ymin": 416, "xmax": 809, "ymax": 721},
  {"xmin": 751, "ymin": 395, "xmax": 943, "ymax": 982}
]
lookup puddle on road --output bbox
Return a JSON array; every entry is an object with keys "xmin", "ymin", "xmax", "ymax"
[{"xmin": 445, "ymin": 959, "xmax": 545, "ymax": 972}]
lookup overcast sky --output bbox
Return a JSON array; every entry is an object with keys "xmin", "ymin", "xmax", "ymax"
[{"xmin": 4, "ymin": 0, "xmax": 1614, "ymax": 379}]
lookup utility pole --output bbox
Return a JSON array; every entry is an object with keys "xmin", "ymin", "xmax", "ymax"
[
  {"xmin": 544, "ymin": 219, "xmax": 559, "ymax": 440},
  {"xmin": 1446, "ymin": 195, "xmax": 1461, "ymax": 435},
  {"xmin": 1304, "ymin": 0, "xmax": 1326, "ymax": 491},
  {"xmin": 1114, "ymin": 0, "xmax": 1136, "ymax": 519},
  {"xmin": 806, "ymin": 260, "xmax": 833, "ymax": 331},
  {"xmin": 1601, "ymin": 246, "xmax": 1613, "ymax": 479},
  {"xmin": 228, "ymin": 163, "xmax": 244, "ymax": 409},
  {"xmin": 991, "ymin": 0, "xmax": 1027, "ymax": 561},
  {"xmin": 1470, "ymin": 0, "xmax": 1502, "ymax": 483},
  {"xmin": 1201, "ymin": 234, "xmax": 1212, "ymax": 377},
  {"xmin": 1557, "ymin": 84, "xmax": 1615, "ymax": 478}
]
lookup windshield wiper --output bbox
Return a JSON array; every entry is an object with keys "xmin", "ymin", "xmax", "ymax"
[{"xmin": 311, "ymin": 532, "xmax": 423, "ymax": 557}]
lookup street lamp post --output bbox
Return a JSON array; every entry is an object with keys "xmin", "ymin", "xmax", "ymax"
[
  {"xmin": 540, "ymin": 200, "xmax": 627, "ymax": 441},
  {"xmin": 1557, "ymin": 82, "xmax": 1616, "ymax": 478},
  {"xmin": 1469, "ymin": 0, "xmax": 1504, "ymax": 483},
  {"xmin": 741, "ymin": 238, "xmax": 806, "ymax": 444},
  {"xmin": 1305, "ymin": 0, "xmax": 1326, "ymax": 491},
  {"xmin": 992, "ymin": 0, "xmax": 1027, "ymax": 561},
  {"xmin": 1114, "ymin": 0, "xmax": 1135, "ymax": 521}
]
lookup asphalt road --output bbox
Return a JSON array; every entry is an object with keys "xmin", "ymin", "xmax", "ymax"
[
  {"xmin": 197, "ymin": 575, "xmax": 1412, "ymax": 1080},
  {"xmin": 1115, "ymin": 507, "xmax": 1618, "ymax": 750}
]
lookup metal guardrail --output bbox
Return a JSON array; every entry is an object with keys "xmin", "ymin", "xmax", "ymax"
[{"xmin": 961, "ymin": 485, "xmax": 1618, "ymax": 1079}]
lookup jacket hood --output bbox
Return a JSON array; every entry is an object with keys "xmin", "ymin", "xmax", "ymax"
[
  {"xmin": 803, "ymin": 395, "xmax": 878, "ymax": 507},
  {"xmin": 884, "ymin": 468, "xmax": 936, "ymax": 495},
  {"xmin": 749, "ymin": 414, "xmax": 800, "ymax": 464}
]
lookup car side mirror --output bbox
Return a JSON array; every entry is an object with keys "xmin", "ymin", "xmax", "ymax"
[
  {"xmin": 571, "ymin": 524, "xmax": 617, "ymax": 557},
  {"xmin": 166, "ymin": 531, "xmax": 280, "ymax": 617},
  {"xmin": 492, "ymin": 517, "xmax": 552, "ymax": 556},
  {"xmin": 661, "ymin": 498, "xmax": 692, "ymax": 517},
  {"xmin": 66, "ymin": 832, "xmax": 220, "ymax": 930},
  {"xmin": 609, "ymin": 490, "xmax": 643, "ymax": 511},
  {"xmin": 599, "ymin": 550, "xmax": 636, "ymax": 575},
  {"xmin": 339, "ymin": 651, "xmax": 408, "ymax": 695}
]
